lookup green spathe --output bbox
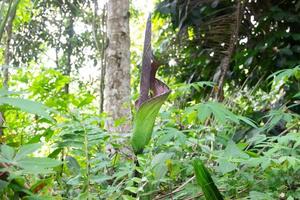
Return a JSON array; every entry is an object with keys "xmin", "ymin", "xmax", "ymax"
[{"xmin": 131, "ymin": 89, "xmax": 170, "ymax": 154}]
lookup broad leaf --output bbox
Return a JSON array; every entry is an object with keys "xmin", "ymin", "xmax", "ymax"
[
  {"xmin": 66, "ymin": 156, "xmax": 80, "ymax": 175},
  {"xmin": 193, "ymin": 159, "xmax": 223, "ymax": 200},
  {"xmin": 0, "ymin": 88, "xmax": 22, "ymax": 96},
  {"xmin": 15, "ymin": 143, "xmax": 41, "ymax": 161},
  {"xmin": 294, "ymin": 92, "xmax": 300, "ymax": 98},
  {"xmin": 224, "ymin": 140, "xmax": 249, "ymax": 159},
  {"xmin": 0, "ymin": 97, "xmax": 52, "ymax": 121},
  {"xmin": 196, "ymin": 102, "xmax": 257, "ymax": 127},
  {"xmin": 249, "ymin": 191, "xmax": 273, "ymax": 200},
  {"xmin": 151, "ymin": 152, "xmax": 174, "ymax": 179},
  {"xmin": 216, "ymin": 158, "xmax": 237, "ymax": 174},
  {"xmin": 216, "ymin": 140, "xmax": 249, "ymax": 174},
  {"xmin": 90, "ymin": 175, "xmax": 112, "ymax": 184},
  {"xmin": 131, "ymin": 89, "xmax": 170, "ymax": 154},
  {"xmin": 268, "ymin": 65, "xmax": 300, "ymax": 83},
  {"xmin": 0, "ymin": 180, "xmax": 8, "ymax": 192},
  {"xmin": 17, "ymin": 157, "xmax": 61, "ymax": 170},
  {"xmin": 0, "ymin": 144, "xmax": 15, "ymax": 161}
]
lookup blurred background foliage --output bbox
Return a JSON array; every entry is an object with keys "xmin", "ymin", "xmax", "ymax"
[{"xmin": 0, "ymin": 0, "xmax": 299, "ymax": 199}]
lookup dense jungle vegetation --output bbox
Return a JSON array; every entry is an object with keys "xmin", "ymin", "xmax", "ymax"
[{"xmin": 0, "ymin": 0, "xmax": 299, "ymax": 199}]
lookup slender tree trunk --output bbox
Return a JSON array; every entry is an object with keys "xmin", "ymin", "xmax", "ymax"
[
  {"xmin": 0, "ymin": 1, "xmax": 18, "ymax": 136},
  {"xmin": 104, "ymin": 0, "xmax": 131, "ymax": 132},
  {"xmin": 99, "ymin": 5, "xmax": 107, "ymax": 114},
  {"xmin": 3, "ymin": 0, "xmax": 18, "ymax": 88},
  {"xmin": 214, "ymin": 0, "xmax": 244, "ymax": 101},
  {"xmin": 0, "ymin": 0, "xmax": 13, "ymax": 43},
  {"xmin": 3, "ymin": 14, "xmax": 13, "ymax": 89},
  {"xmin": 0, "ymin": 112, "xmax": 4, "ymax": 138},
  {"xmin": 93, "ymin": 1, "xmax": 107, "ymax": 114},
  {"xmin": 64, "ymin": 16, "xmax": 74, "ymax": 94}
]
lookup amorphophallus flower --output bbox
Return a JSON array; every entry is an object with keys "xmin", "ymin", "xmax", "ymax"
[{"xmin": 131, "ymin": 15, "xmax": 171, "ymax": 155}]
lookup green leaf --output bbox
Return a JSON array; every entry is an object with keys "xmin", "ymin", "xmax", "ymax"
[
  {"xmin": 0, "ymin": 97, "xmax": 52, "ymax": 121},
  {"xmin": 122, "ymin": 195, "xmax": 135, "ymax": 200},
  {"xmin": 30, "ymin": 178, "xmax": 52, "ymax": 194},
  {"xmin": 261, "ymin": 158, "xmax": 271, "ymax": 170},
  {"xmin": 151, "ymin": 152, "xmax": 173, "ymax": 167},
  {"xmin": 268, "ymin": 66, "xmax": 300, "ymax": 83},
  {"xmin": 197, "ymin": 104, "xmax": 212, "ymax": 123},
  {"xmin": 196, "ymin": 102, "xmax": 253, "ymax": 125},
  {"xmin": 157, "ymin": 132, "xmax": 174, "ymax": 145},
  {"xmin": 216, "ymin": 158, "xmax": 237, "ymax": 174},
  {"xmin": 193, "ymin": 159, "xmax": 223, "ymax": 200},
  {"xmin": 17, "ymin": 157, "xmax": 61, "ymax": 170},
  {"xmin": 151, "ymin": 152, "xmax": 173, "ymax": 179},
  {"xmin": 0, "ymin": 88, "xmax": 22, "ymax": 96},
  {"xmin": 245, "ymin": 56, "xmax": 253, "ymax": 66},
  {"xmin": 23, "ymin": 195, "xmax": 54, "ymax": 200},
  {"xmin": 0, "ymin": 180, "xmax": 8, "ymax": 191},
  {"xmin": 66, "ymin": 156, "xmax": 80, "ymax": 175},
  {"xmin": 207, "ymin": 102, "xmax": 228, "ymax": 123},
  {"xmin": 66, "ymin": 175, "xmax": 81, "ymax": 185},
  {"xmin": 0, "ymin": 144, "xmax": 15, "ymax": 160},
  {"xmin": 90, "ymin": 175, "xmax": 112, "ymax": 184},
  {"xmin": 9, "ymin": 181, "xmax": 33, "ymax": 195},
  {"xmin": 249, "ymin": 191, "xmax": 272, "ymax": 200},
  {"xmin": 15, "ymin": 143, "xmax": 41, "ymax": 161},
  {"xmin": 125, "ymin": 186, "xmax": 138, "ymax": 194},
  {"xmin": 238, "ymin": 116, "xmax": 258, "ymax": 128},
  {"xmin": 293, "ymin": 92, "xmax": 300, "ymax": 98},
  {"xmin": 131, "ymin": 91, "xmax": 170, "ymax": 154},
  {"xmin": 216, "ymin": 141, "xmax": 249, "ymax": 174},
  {"xmin": 48, "ymin": 148, "xmax": 62, "ymax": 159},
  {"xmin": 224, "ymin": 140, "xmax": 249, "ymax": 159},
  {"xmin": 292, "ymin": 33, "xmax": 300, "ymax": 40}
]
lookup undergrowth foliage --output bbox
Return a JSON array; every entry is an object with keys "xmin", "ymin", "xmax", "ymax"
[
  {"xmin": 0, "ymin": 0, "xmax": 300, "ymax": 198},
  {"xmin": 0, "ymin": 66, "xmax": 299, "ymax": 199}
]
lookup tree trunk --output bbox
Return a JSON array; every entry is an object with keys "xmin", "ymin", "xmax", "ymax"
[
  {"xmin": 214, "ymin": 0, "xmax": 244, "ymax": 101},
  {"xmin": 63, "ymin": 16, "xmax": 74, "ymax": 94},
  {"xmin": 99, "ymin": 5, "xmax": 107, "ymax": 114},
  {"xmin": 3, "ymin": 0, "xmax": 18, "ymax": 88},
  {"xmin": 93, "ymin": 1, "xmax": 107, "ymax": 114},
  {"xmin": 0, "ymin": 0, "xmax": 18, "ymax": 136},
  {"xmin": 3, "ymin": 12, "xmax": 13, "ymax": 89},
  {"xmin": 104, "ymin": 0, "xmax": 131, "ymax": 133}
]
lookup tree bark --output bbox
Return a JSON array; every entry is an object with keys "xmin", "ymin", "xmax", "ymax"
[
  {"xmin": 0, "ymin": 0, "xmax": 13, "ymax": 43},
  {"xmin": 99, "ymin": 11, "xmax": 107, "ymax": 114},
  {"xmin": 214, "ymin": 0, "xmax": 244, "ymax": 101},
  {"xmin": 93, "ymin": 1, "xmax": 107, "ymax": 114},
  {"xmin": 104, "ymin": 0, "xmax": 131, "ymax": 132},
  {"xmin": 0, "ymin": 0, "xmax": 18, "ymax": 136},
  {"xmin": 3, "ymin": 13, "xmax": 13, "ymax": 89},
  {"xmin": 3, "ymin": 0, "xmax": 18, "ymax": 88},
  {"xmin": 63, "ymin": 15, "xmax": 74, "ymax": 94}
]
